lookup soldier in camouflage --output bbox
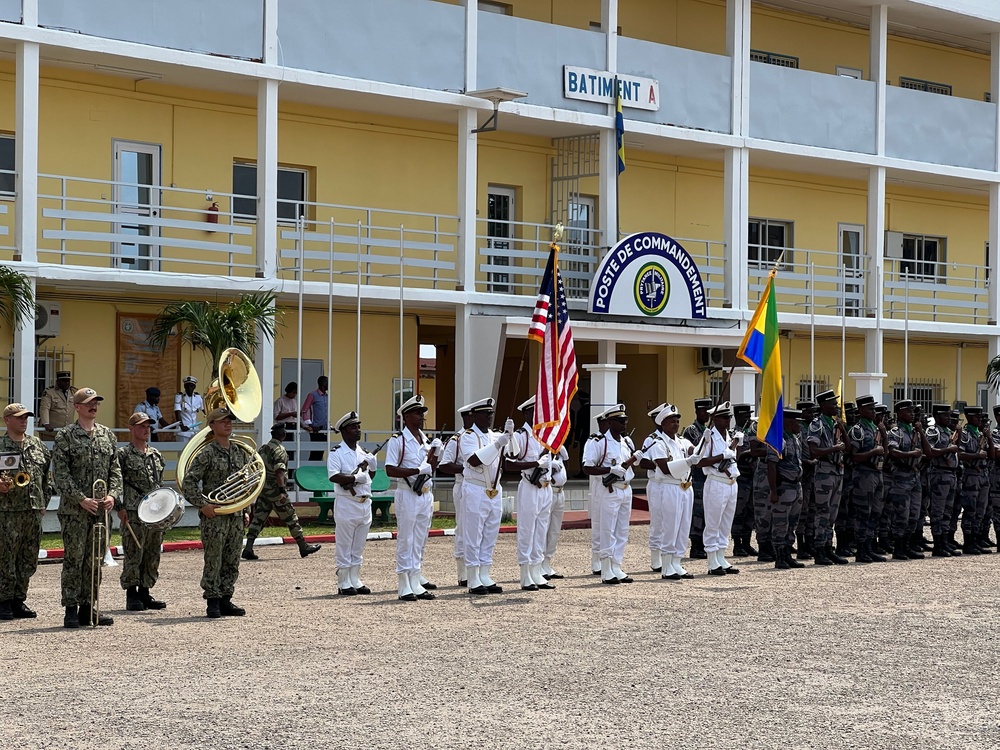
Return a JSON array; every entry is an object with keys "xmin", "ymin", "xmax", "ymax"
[
  {"xmin": 731, "ymin": 404, "xmax": 758, "ymax": 557},
  {"xmin": 242, "ymin": 424, "xmax": 320, "ymax": 561},
  {"xmin": 116, "ymin": 412, "xmax": 167, "ymax": 612},
  {"xmin": 768, "ymin": 409, "xmax": 804, "ymax": 570},
  {"xmin": 682, "ymin": 397, "xmax": 712, "ymax": 559},
  {"xmin": 795, "ymin": 400, "xmax": 817, "ymax": 561},
  {"xmin": 0, "ymin": 403, "xmax": 51, "ymax": 621},
  {"xmin": 849, "ymin": 395, "xmax": 886, "ymax": 564},
  {"xmin": 805, "ymin": 390, "xmax": 848, "ymax": 566},
  {"xmin": 181, "ymin": 407, "xmax": 251, "ymax": 618},
  {"xmin": 834, "ymin": 402, "xmax": 859, "ymax": 557},
  {"xmin": 920, "ymin": 403, "xmax": 961, "ymax": 557},
  {"xmin": 53, "ymin": 388, "xmax": 123, "ymax": 628},
  {"xmin": 884, "ymin": 400, "xmax": 925, "ymax": 561},
  {"xmin": 873, "ymin": 404, "xmax": 894, "ymax": 555},
  {"xmin": 988, "ymin": 405, "xmax": 1000, "ymax": 549},
  {"xmin": 957, "ymin": 406, "xmax": 992, "ymax": 555},
  {"xmin": 751, "ymin": 431, "xmax": 774, "ymax": 562}
]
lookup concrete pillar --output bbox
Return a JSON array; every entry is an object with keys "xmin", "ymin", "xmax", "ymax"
[
  {"xmin": 598, "ymin": 0, "xmax": 619, "ymax": 247},
  {"xmin": 728, "ymin": 367, "xmax": 757, "ymax": 408},
  {"xmin": 849, "ymin": 372, "xmax": 887, "ymax": 401},
  {"xmin": 14, "ymin": 41, "xmax": 39, "ymax": 264},
  {"xmin": 256, "ymin": 79, "xmax": 279, "ymax": 278},
  {"xmin": 865, "ymin": 167, "xmax": 885, "ymax": 374},
  {"xmin": 870, "ymin": 5, "xmax": 887, "ymax": 156},
  {"xmin": 723, "ymin": 148, "xmax": 749, "ymax": 311},
  {"xmin": 254, "ymin": 303, "xmax": 276, "ymax": 445},
  {"xmin": 456, "ymin": 109, "xmax": 478, "ymax": 292},
  {"xmin": 13, "ymin": 279, "xmax": 36, "ymax": 427},
  {"xmin": 584, "ymin": 364, "xmax": 627, "ymax": 435}
]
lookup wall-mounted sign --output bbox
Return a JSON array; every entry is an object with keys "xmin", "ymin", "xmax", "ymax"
[
  {"xmin": 588, "ymin": 232, "xmax": 707, "ymax": 320},
  {"xmin": 563, "ymin": 66, "xmax": 660, "ymax": 111}
]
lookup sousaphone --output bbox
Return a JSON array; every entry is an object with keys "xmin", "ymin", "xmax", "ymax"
[{"xmin": 176, "ymin": 348, "xmax": 266, "ymax": 515}]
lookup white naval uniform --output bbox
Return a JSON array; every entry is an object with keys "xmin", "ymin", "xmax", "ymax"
[
  {"xmin": 642, "ymin": 430, "xmax": 667, "ymax": 559},
  {"xmin": 543, "ymin": 447, "xmax": 568, "ymax": 572},
  {"xmin": 582, "ymin": 435, "xmax": 604, "ymax": 564},
  {"xmin": 646, "ymin": 433, "xmax": 696, "ymax": 558},
  {"xmin": 514, "ymin": 424, "xmax": 553, "ymax": 567},
  {"xmin": 174, "ymin": 392, "xmax": 204, "ymax": 445},
  {"xmin": 385, "ymin": 428, "xmax": 434, "ymax": 575},
  {"xmin": 440, "ymin": 434, "xmax": 465, "ymax": 563},
  {"xmin": 459, "ymin": 425, "xmax": 518, "ymax": 568},
  {"xmin": 585, "ymin": 430, "xmax": 635, "ymax": 564},
  {"xmin": 327, "ymin": 442, "xmax": 374, "ymax": 571},
  {"xmin": 697, "ymin": 426, "xmax": 740, "ymax": 554}
]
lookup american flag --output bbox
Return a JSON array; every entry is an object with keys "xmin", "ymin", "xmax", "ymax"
[{"xmin": 528, "ymin": 244, "xmax": 578, "ymax": 452}]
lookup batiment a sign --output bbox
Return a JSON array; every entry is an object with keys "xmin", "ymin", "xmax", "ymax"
[
  {"xmin": 563, "ymin": 66, "xmax": 660, "ymax": 111},
  {"xmin": 588, "ymin": 232, "xmax": 708, "ymax": 320}
]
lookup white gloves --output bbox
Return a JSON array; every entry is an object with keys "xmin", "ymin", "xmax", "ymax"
[
  {"xmin": 610, "ymin": 464, "xmax": 627, "ymax": 478},
  {"xmin": 417, "ymin": 462, "xmax": 433, "ymax": 476},
  {"xmin": 723, "ymin": 448, "xmax": 737, "ymax": 460},
  {"xmin": 363, "ymin": 453, "xmax": 377, "ymax": 470},
  {"xmin": 503, "ymin": 418, "xmax": 515, "ymax": 435},
  {"xmin": 631, "ymin": 450, "xmax": 644, "ymax": 463},
  {"xmin": 429, "ymin": 438, "xmax": 443, "ymax": 457},
  {"xmin": 687, "ymin": 455, "xmax": 701, "ymax": 466},
  {"xmin": 537, "ymin": 454, "xmax": 552, "ymax": 470},
  {"xmin": 558, "ymin": 446, "xmax": 569, "ymax": 460},
  {"xmin": 495, "ymin": 432, "xmax": 511, "ymax": 448},
  {"xmin": 354, "ymin": 471, "xmax": 372, "ymax": 486},
  {"xmin": 551, "ymin": 462, "xmax": 563, "ymax": 475}
]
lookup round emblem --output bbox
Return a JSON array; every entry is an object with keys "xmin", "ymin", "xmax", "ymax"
[
  {"xmin": 634, "ymin": 263, "xmax": 669, "ymax": 316},
  {"xmin": 121, "ymin": 319, "xmax": 135, "ymax": 334}
]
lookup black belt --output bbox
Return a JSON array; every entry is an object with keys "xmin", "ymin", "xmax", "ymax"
[{"xmin": 929, "ymin": 466, "xmax": 957, "ymax": 473}]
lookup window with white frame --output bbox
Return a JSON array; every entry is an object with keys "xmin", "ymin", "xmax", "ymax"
[
  {"xmin": 479, "ymin": 1, "xmax": 511, "ymax": 14},
  {"xmin": 900, "ymin": 77, "xmax": 952, "ymax": 96},
  {"xmin": 892, "ymin": 381, "xmax": 941, "ymax": 416},
  {"xmin": 750, "ymin": 49, "xmax": 799, "ymax": 68},
  {"xmin": 708, "ymin": 374, "xmax": 724, "ymax": 403},
  {"xmin": 900, "ymin": 234, "xmax": 946, "ymax": 283},
  {"xmin": 0, "ymin": 135, "xmax": 13, "ymax": 196},
  {"xmin": 798, "ymin": 377, "xmax": 830, "ymax": 403},
  {"xmin": 749, "ymin": 218, "xmax": 793, "ymax": 268},
  {"xmin": 233, "ymin": 162, "xmax": 308, "ymax": 223}
]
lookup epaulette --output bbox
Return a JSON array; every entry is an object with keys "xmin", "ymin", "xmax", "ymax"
[
  {"xmin": 391, "ymin": 432, "xmax": 402, "ymax": 438},
  {"xmin": 331, "ymin": 444, "xmax": 341, "ymax": 451},
  {"xmin": 464, "ymin": 429, "xmax": 473, "ymax": 434},
  {"xmin": 808, "ymin": 421, "xmax": 822, "ymax": 433},
  {"xmin": 589, "ymin": 433, "xmax": 599, "ymax": 440},
  {"xmin": 849, "ymin": 424, "xmax": 863, "ymax": 439}
]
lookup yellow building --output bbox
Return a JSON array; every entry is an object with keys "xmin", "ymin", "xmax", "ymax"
[{"xmin": 0, "ymin": 0, "xmax": 999, "ymax": 470}]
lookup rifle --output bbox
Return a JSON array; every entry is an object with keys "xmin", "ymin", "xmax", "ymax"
[{"xmin": 344, "ymin": 436, "xmax": 392, "ymax": 496}]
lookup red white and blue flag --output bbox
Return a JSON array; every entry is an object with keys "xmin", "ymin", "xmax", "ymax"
[{"xmin": 528, "ymin": 243, "xmax": 578, "ymax": 452}]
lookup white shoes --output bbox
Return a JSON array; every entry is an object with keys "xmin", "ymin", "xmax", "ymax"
[{"xmin": 650, "ymin": 548, "xmax": 662, "ymax": 571}]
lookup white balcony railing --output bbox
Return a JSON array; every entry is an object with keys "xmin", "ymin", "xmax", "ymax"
[
  {"xmin": 884, "ymin": 258, "xmax": 989, "ymax": 324},
  {"xmin": 748, "ymin": 246, "xmax": 868, "ymax": 318},
  {"xmin": 0, "ymin": 168, "xmax": 13, "ymax": 257}
]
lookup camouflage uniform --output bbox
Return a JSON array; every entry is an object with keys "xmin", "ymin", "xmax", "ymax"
[
  {"xmin": 885, "ymin": 423, "xmax": 922, "ymax": 539},
  {"xmin": 116, "ymin": 443, "xmax": 166, "ymax": 590},
  {"xmin": 925, "ymin": 422, "xmax": 959, "ymax": 538},
  {"xmin": 806, "ymin": 415, "xmax": 844, "ymax": 547},
  {"xmin": 768, "ymin": 430, "xmax": 803, "ymax": 548},
  {"xmin": 0, "ymin": 434, "xmax": 51, "ymax": 603},
  {"xmin": 182, "ymin": 441, "xmax": 249, "ymax": 600},
  {"xmin": 53, "ymin": 423, "xmax": 123, "ymax": 608},
  {"xmin": 732, "ymin": 420, "xmax": 757, "ymax": 542},
  {"xmin": 849, "ymin": 419, "xmax": 884, "ymax": 545},
  {"xmin": 682, "ymin": 420, "xmax": 708, "ymax": 551},
  {"xmin": 957, "ymin": 425, "xmax": 990, "ymax": 545},
  {"xmin": 246, "ymin": 439, "xmax": 305, "ymax": 543},
  {"xmin": 752, "ymin": 449, "xmax": 772, "ymax": 553},
  {"xmin": 989, "ymin": 425, "xmax": 1000, "ymax": 542},
  {"xmin": 795, "ymin": 436, "xmax": 816, "ymax": 548}
]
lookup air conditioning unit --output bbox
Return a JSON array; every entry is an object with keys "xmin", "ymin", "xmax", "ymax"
[
  {"xmin": 35, "ymin": 302, "xmax": 61, "ymax": 337},
  {"xmin": 699, "ymin": 347, "xmax": 725, "ymax": 370}
]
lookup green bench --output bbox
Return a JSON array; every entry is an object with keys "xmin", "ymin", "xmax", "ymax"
[{"xmin": 293, "ymin": 466, "xmax": 394, "ymax": 526}]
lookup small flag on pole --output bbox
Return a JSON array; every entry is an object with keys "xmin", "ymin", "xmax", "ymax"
[
  {"xmin": 615, "ymin": 80, "xmax": 626, "ymax": 175},
  {"xmin": 528, "ymin": 237, "xmax": 578, "ymax": 452},
  {"xmin": 737, "ymin": 270, "xmax": 783, "ymax": 455}
]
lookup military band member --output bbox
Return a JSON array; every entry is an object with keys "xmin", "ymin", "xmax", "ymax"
[
  {"xmin": 459, "ymin": 397, "xmax": 516, "ymax": 595},
  {"xmin": 54, "ymin": 388, "xmax": 123, "ymax": 628},
  {"xmin": 584, "ymin": 410, "xmax": 612, "ymax": 575},
  {"xmin": 849, "ymin": 395, "xmax": 886, "ymax": 563},
  {"xmin": 644, "ymin": 404, "xmax": 698, "ymax": 580},
  {"xmin": 39, "ymin": 370, "xmax": 77, "ymax": 439},
  {"xmin": 885, "ymin": 400, "xmax": 925, "ymax": 561},
  {"xmin": 437, "ymin": 404, "xmax": 475, "ymax": 586},
  {"xmin": 806, "ymin": 390, "xmax": 848, "ymax": 566},
  {"xmin": 543, "ymin": 444, "xmax": 569, "ymax": 580},
  {"xmin": 181, "ymin": 407, "xmax": 250, "ymax": 618},
  {"xmin": 386, "ymin": 395, "xmax": 440, "ymax": 601},
  {"xmin": 638, "ymin": 403, "xmax": 667, "ymax": 571},
  {"xmin": 116, "ymin": 412, "xmax": 167, "ymax": 612},
  {"xmin": 693, "ymin": 401, "xmax": 740, "ymax": 575},
  {"xmin": 731, "ymin": 404, "xmax": 758, "ymax": 557},
  {"xmin": 327, "ymin": 412, "xmax": 376, "ymax": 596},
  {"xmin": 682, "ymin": 397, "xmax": 712, "ymax": 559},
  {"xmin": 506, "ymin": 397, "xmax": 556, "ymax": 592},
  {"xmin": 921, "ymin": 403, "xmax": 961, "ymax": 557},
  {"xmin": 174, "ymin": 376, "xmax": 205, "ymax": 446},
  {"xmin": 0, "ymin": 403, "xmax": 51, "ymax": 621},
  {"xmin": 243, "ymin": 424, "xmax": 321, "ymax": 561},
  {"xmin": 957, "ymin": 406, "xmax": 991, "ymax": 555},
  {"xmin": 768, "ymin": 409, "xmax": 804, "ymax": 570},
  {"xmin": 795, "ymin": 400, "xmax": 817, "ymax": 560},
  {"xmin": 584, "ymin": 404, "xmax": 641, "ymax": 585}
]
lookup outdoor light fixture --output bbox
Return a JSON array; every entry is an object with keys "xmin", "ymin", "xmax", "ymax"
[{"xmin": 467, "ymin": 87, "xmax": 528, "ymax": 133}]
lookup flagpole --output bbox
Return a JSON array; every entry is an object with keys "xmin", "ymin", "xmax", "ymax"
[{"xmin": 614, "ymin": 77, "xmax": 621, "ymax": 244}]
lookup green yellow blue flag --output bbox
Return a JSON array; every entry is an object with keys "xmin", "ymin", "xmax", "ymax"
[
  {"xmin": 736, "ymin": 270, "xmax": 783, "ymax": 455},
  {"xmin": 615, "ymin": 81, "xmax": 625, "ymax": 174}
]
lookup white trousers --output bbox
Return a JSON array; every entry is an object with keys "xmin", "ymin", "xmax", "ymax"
[
  {"xmin": 452, "ymin": 479, "xmax": 465, "ymax": 560},
  {"xmin": 599, "ymin": 485, "xmax": 632, "ymax": 563},
  {"xmin": 334, "ymin": 495, "xmax": 372, "ymax": 570},
  {"xmin": 462, "ymin": 483, "xmax": 502, "ymax": 568},
  {"xmin": 394, "ymin": 487, "xmax": 433, "ymax": 574},
  {"xmin": 516, "ymin": 480, "xmax": 553, "ymax": 566},
  {"xmin": 646, "ymin": 481, "xmax": 665, "ymax": 553},
  {"xmin": 662, "ymin": 484, "xmax": 694, "ymax": 557},
  {"xmin": 589, "ymin": 477, "xmax": 603, "ymax": 554},
  {"xmin": 544, "ymin": 487, "xmax": 566, "ymax": 560},
  {"xmin": 703, "ymin": 478, "xmax": 738, "ymax": 553}
]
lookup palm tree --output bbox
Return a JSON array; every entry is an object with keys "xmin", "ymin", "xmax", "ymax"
[
  {"xmin": 987, "ymin": 355, "xmax": 1000, "ymax": 396},
  {"xmin": 0, "ymin": 265, "xmax": 34, "ymax": 330},
  {"xmin": 147, "ymin": 291, "xmax": 281, "ymax": 378}
]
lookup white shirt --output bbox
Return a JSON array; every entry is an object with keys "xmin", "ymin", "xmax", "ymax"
[
  {"xmin": 515, "ymin": 422, "xmax": 549, "ymax": 483},
  {"xmin": 646, "ymin": 433, "xmax": 695, "ymax": 481},
  {"xmin": 327, "ymin": 442, "xmax": 373, "ymax": 499},
  {"xmin": 134, "ymin": 401, "xmax": 162, "ymax": 425},
  {"xmin": 386, "ymin": 427, "xmax": 431, "ymax": 491},
  {"xmin": 584, "ymin": 430, "xmax": 636, "ymax": 484},
  {"xmin": 642, "ymin": 429, "xmax": 665, "ymax": 479},
  {"xmin": 459, "ymin": 424, "xmax": 512, "ymax": 488},
  {"xmin": 174, "ymin": 392, "xmax": 204, "ymax": 431},
  {"xmin": 698, "ymin": 426, "xmax": 740, "ymax": 479},
  {"xmin": 440, "ymin": 433, "xmax": 463, "ymax": 486}
]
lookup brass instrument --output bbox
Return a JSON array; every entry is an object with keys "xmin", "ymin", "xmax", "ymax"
[
  {"xmin": 0, "ymin": 452, "xmax": 30, "ymax": 488},
  {"xmin": 89, "ymin": 478, "xmax": 109, "ymax": 629},
  {"xmin": 176, "ymin": 348, "xmax": 266, "ymax": 515}
]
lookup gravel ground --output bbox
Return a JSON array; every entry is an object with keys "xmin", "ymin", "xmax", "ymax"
[{"xmin": 2, "ymin": 528, "xmax": 1000, "ymax": 750}]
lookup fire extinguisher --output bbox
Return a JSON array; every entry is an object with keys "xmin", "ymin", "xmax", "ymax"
[{"xmin": 206, "ymin": 202, "xmax": 220, "ymax": 229}]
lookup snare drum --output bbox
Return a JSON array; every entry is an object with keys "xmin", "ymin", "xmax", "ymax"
[{"xmin": 138, "ymin": 487, "xmax": 185, "ymax": 532}]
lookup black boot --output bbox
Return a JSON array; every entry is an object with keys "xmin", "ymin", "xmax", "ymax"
[
  {"xmin": 0, "ymin": 600, "xmax": 12, "ymax": 620},
  {"xmin": 758, "ymin": 541, "xmax": 776, "ymax": 563},
  {"xmin": 241, "ymin": 539, "xmax": 259, "ymax": 561},
  {"xmin": 78, "ymin": 602, "xmax": 113, "ymax": 626},
  {"xmin": 744, "ymin": 533, "xmax": 758, "ymax": 557},
  {"xmin": 835, "ymin": 529, "xmax": 852, "ymax": 558},
  {"xmin": 963, "ymin": 534, "xmax": 983, "ymax": 555},
  {"xmin": 976, "ymin": 533, "xmax": 993, "ymax": 554},
  {"xmin": 982, "ymin": 530, "xmax": 997, "ymax": 548},
  {"xmin": 867, "ymin": 539, "xmax": 887, "ymax": 563},
  {"xmin": 905, "ymin": 538, "xmax": 925, "ymax": 560},
  {"xmin": 689, "ymin": 537, "xmax": 708, "ymax": 559},
  {"xmin": 914, "ymin": 529, "xmax": 933, "ymax": 551},
  {"xmin": 786, "ymin": 546, "xmax": 806, "ymax": 568},
  {"xmin": 10, "ymin": 600, "xmax": 36, "ymax": 618},
  {"xmin": 796, "ymin": 533, "xmax": 813, "ymax": 560},
  {"xmin": 219, "ymin": 596, "xmax": 245, "ymax": 617},
  {"xmin": 297, "ymin": 538, "xmax": 321, "ymax": 558},
  {"xmin": 855, "ymin": 537, "xmax": 872, "ymax": 563},
  {"xmin": 826, "ymin": 543, "xmax": 850, "ymax": 565},
  {"xmin": 813, "ymin": 544, "xmax": 833, "ymax": 566},
  {"xmin": 874, "ymin": 534, "xmax": 892, "ymax": 555},
  {"xmin": 206, "ymin": 598, "xmax": 222, "ymax": 618},
  {"xmin": 892, "ymin": 536, "xmax": 911, "ymax": 561},
  {"xmin": 931, "ymin": 535, "xmax": 951, "ymax": 558},
  {"xmin": 126, "ymin": 586, "xmax": 147, "ymax": 612},
  {"xmin": 774, "ymin": 545, "xmax": 791, "ymax": 570},
  {"xmin": 63, "ymin": 605, "xmax": 79, "ymax": 629},
  {"xmin": 139, "ymin": 587, "xmax": 166, "ymax": 610},
  {"xmin": 731, "ymin": 536, "xmax": 749, "ymax": 557}
]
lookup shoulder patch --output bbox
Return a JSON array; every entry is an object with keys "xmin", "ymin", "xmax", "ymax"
[
  {"xmin": 808, "ymin": 421, "xmax": 822, "ymax": 433},
  {"xmin": 331, "ymin": 444, "xmax": 341, "ymax": 451}
]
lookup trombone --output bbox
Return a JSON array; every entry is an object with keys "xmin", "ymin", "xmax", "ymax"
[{"xmin": 89, "ymin": 478, "xmax": 109, "ymax": 628}]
